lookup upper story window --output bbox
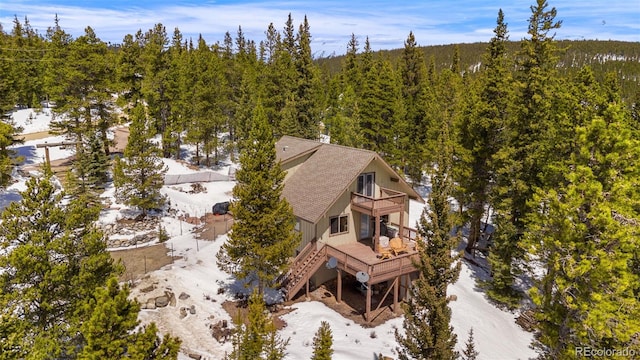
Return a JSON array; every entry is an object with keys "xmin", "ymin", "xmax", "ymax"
[
  {"xmin": 330, "ymin": 214, "xmax": 349, "ymax": 235},
  {"xmin": 357, "ymin": 172, "xmax": 375, "ymax": 197}
]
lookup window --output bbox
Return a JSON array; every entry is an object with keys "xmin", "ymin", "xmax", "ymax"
[
  {"xmin": 294, "ymin": 218, "xmax": 300, "ymax": 231},
  {"xmin": 330, "ymin": 214, "xmax": 349, "ymax": 235},
  {"xmin": 357, "ymin": 172, "xmax": 375, "ymax": 197}
]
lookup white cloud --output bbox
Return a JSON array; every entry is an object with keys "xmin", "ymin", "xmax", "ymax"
[{"xmin": 1, "ymin": 0, "xmax": 637, "ymax": 55}]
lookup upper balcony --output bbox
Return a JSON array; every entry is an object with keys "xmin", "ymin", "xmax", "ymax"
[{"xmin": 350, "ymin": 187, "xmax": 406, "ymax": 217}]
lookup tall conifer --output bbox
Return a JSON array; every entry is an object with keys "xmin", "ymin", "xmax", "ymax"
[
  {"xmin": 399, "ymin": 31, "xmax": 429, "ymax": 185},
  {"xmin": 395, "ymin": 125, "xmax": 461, "ymax": 360},
  {"xmin": 489, "ymin": 0, "xmax": 562, "ymax": 306},
  {"xmin": 113, "ymin": 103, "xmax": 167, "ymax": 216},
  {"xmin": 0, "ymin": 173, "xmax": 118, "ymax": 357},
  {"xmin": 218, "ymin": 104, "xmax": 300, "ymax": 293},
  {"xmin": 458, "ymin": 10, "xmax": 512, "ymax": 255},
  {"xmin": 526, "ymin": 103, "xmax": 640, "ymax": 358}
]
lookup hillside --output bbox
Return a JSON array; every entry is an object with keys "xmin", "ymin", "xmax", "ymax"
[{"xmin": 317, "ymin": 40, "xmax": 640, "ymax": 101}]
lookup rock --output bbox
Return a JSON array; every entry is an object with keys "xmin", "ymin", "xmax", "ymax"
[
  {"xmin": 179, "ymin": 292, "xmax": 190, "ymax": 300},
  {"xmin": 189, "ymin": 305, "xmax": 196, "ymax": 314},
  {"xmin": 155, "ymin": 295, "xmax": 169, "ymax": 308},
  {"xmin": 146, "ymin": 298, "xmax": 156, "ymax": 310},
  {"xmin": 211, "ymin": 326, "xmax": 231, "ymax": 343},
  {"xmin": 180, "ymin": 307, "xmax": 188, "ymax": 319},
  {"xmin": 141, "ymin": 285, "xmax": 155, "ymax": 293},
  {"xmin": 168, "ymin": 291, "xmax": 176, "ymax": 307},
  {"xmin": 187, "ymin": 353, "xmax": 202, "ymax": 360}
]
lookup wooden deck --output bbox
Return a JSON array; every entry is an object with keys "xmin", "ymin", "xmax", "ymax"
[
  {"xmin": 284, "ymin": 236, "xmax": 421, "ymax": 321},
  {"xmin": 329, "ymin": 241, "xmax": 418, "ymax": 284}
]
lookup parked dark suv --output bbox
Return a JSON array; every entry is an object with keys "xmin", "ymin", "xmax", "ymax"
[{"xmin": 212, "ymin": 201, "xmax": 230, "ymax": 215}]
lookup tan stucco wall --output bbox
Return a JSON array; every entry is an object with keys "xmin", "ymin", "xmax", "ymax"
[
  {"xmin": 317, "ymin": 189, "xmax": 353, "ymax": 247},
  {"xmin": 295, "ymin": 219, "xmax": 316, "ymax": 254},
  {"xmin": 316, "ymin": 158, "xmax": 415, "ymax": 247}
]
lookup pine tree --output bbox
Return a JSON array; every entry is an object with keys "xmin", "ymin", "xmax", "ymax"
[
  {"xmin": 113, "ymin": 103, "xmax": 167, "ymax": 216},
  {"xmin": 78, "ymin": 277, "xmax": 138, "ymax": 357},
  {"xmin": 360, "ymin": 56, "xmax": 404, "ymax": 166},
  {"xmin": 217, "ymin": 103, "xmax": 300, "ymax": 293},
  {"xmin": 69, "ymin": 134, "xmax": 109, "ymax": 199},
  {"xmin": 78, "ymin": 277, "xmax": 181, "ymax": 359},
  {"xmin": 8, "ymin": 16, "xmax": 45, "ymax": 109},
  {"xmin": 291, "ymin": 16, "xmax": 321, "ymax": 139},
  {"xmin": 185, "ymin": 35, "xmax": 227, "ymax": 166},
  {"xmin": 48, "ymin": 26, "xmax": 115, "ymax": 156},
  {"xmin": 260, "ymin": 15, "xmax": 296, "ymax": 136},
  {"xmin": 0, "ymin": 120, "xmax": 21, "ymax": 189},
  {"xmin": 128, "ymin": 323, "xmax": 182, "ymax": 360},
  {"xmin": 395, "ymin": 125, "xmax": 461, "ymax": 360},
  {"xmin": 324, "ymin": 84, "xmax": 362, "ymax": 147},
  {"xmin": 226, "ymin": 291, "xmax": 289, "ymax": 360},
  {"xmin": 457, "ymin": 9, "xmax": 513, "ymax": 255},
  {"xmin": 0, "ymin": 173, "xmax": 118, "ymax": 358},
  {"xmin": 488, "ymin": 0, "xmax": 563, "ymax": 307},
  {"xmin": 399, "ymin": 31, "xmax": 429, "ymax": 185},
  {"xmin": 311, "ymin": 321, "xmax": 333, "ymax": 360},
  {"xmin": 139, "ymin": 23, "xmax": 173, "ymax": 158},
  {"xmin": 526, "ymin": 103, "xmax": 640, "ymax": 359},
  {"xmin": 462, "ymin": 328, "xmax": 479, "ymax": 360}
]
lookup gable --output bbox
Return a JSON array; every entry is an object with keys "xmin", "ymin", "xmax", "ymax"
[
  {"xmin": 281, "ymin": 143, "xmax": 374, "ymax": 224},
  {"xmin": 277, "ymin": 136, "xmax": 424, "ymax": 225}
]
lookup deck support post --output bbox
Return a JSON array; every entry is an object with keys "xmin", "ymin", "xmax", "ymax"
[
  {"xmin": 393, "ymin": 276, "xmax": 400, "ymax": 313},
  {"xmin": 365, "ymin": 282, "xmax": 372, "ymax": 322},
  {"xmin": 336, "ymin": 270, "xmax": 342, "ymax": 303},
  {"xmin": 305, "ymin": 278, "xmax": 310, "ymax": 300},
  {"xmin": 399, "ymin": 203, "xmax": 405, "ymax": 241},
  {"xmin": 374, "ymin": 215, "xmax": 380, "ymax": 252}
]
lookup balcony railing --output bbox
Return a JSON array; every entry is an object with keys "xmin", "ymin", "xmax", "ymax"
[{"xmin": 350, "ymin": 187, "xmax": 406, "ymax": 217}]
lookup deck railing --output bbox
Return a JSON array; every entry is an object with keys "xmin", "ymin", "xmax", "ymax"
[
  {"xmin": 370, "ymin": 254, "xmax": 418, "ymax": 283},
  {"xmin": 391, "ymin": 223, "xmax": 419, "ymax": 242},
  {"xmin": 351, "ymin": 187, "xmax": 406, "ymax": 216},
  {"xmin": 325, "ymin": 244, "xmax": 417, "ymax": 284}
]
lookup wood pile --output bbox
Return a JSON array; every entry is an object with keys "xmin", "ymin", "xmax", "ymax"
[{"xmin": 516, "ymin": 309, "xmax": 537, "ymax": 332}]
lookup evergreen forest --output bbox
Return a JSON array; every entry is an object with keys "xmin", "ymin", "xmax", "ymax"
[{"xmin": 1, "ymin": 0, "xmax": 639, "ymax": 358}]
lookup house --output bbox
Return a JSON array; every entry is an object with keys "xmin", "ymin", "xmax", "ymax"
[{"xmin": 276, "ymin": 136, "xmax": 425, "ymax": 321}]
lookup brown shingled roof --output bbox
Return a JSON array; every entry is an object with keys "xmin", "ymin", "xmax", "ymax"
[
  {"xmin": 275, "ymin": 136, "xmax": 322, "ymax": 163},
  {"xmin": 276, "ymin": 136, "xmax": 423, "ymax": 224}
]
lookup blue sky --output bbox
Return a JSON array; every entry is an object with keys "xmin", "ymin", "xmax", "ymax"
[{"xmin": 1, "ymin": 0, "xmax": 638, "ymax": 56}]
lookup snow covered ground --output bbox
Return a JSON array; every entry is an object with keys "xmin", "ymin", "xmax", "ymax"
[{"xmin": 4, "ymin": 109, "xmax": 537, "ymax": 360}]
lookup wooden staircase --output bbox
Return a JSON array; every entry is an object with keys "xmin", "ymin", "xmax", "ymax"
[{"xmin": 283, "ymin": 242, "xmax": 327, "ymax": 301}]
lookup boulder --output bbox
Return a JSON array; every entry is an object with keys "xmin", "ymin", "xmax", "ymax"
[
  {"xmin": 146, "ymin": 298, "xmax": 156, "ymax": 310},
  {"xmin": 155, "ymin": 296, "xmax": 169, "ymax": 308}
]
